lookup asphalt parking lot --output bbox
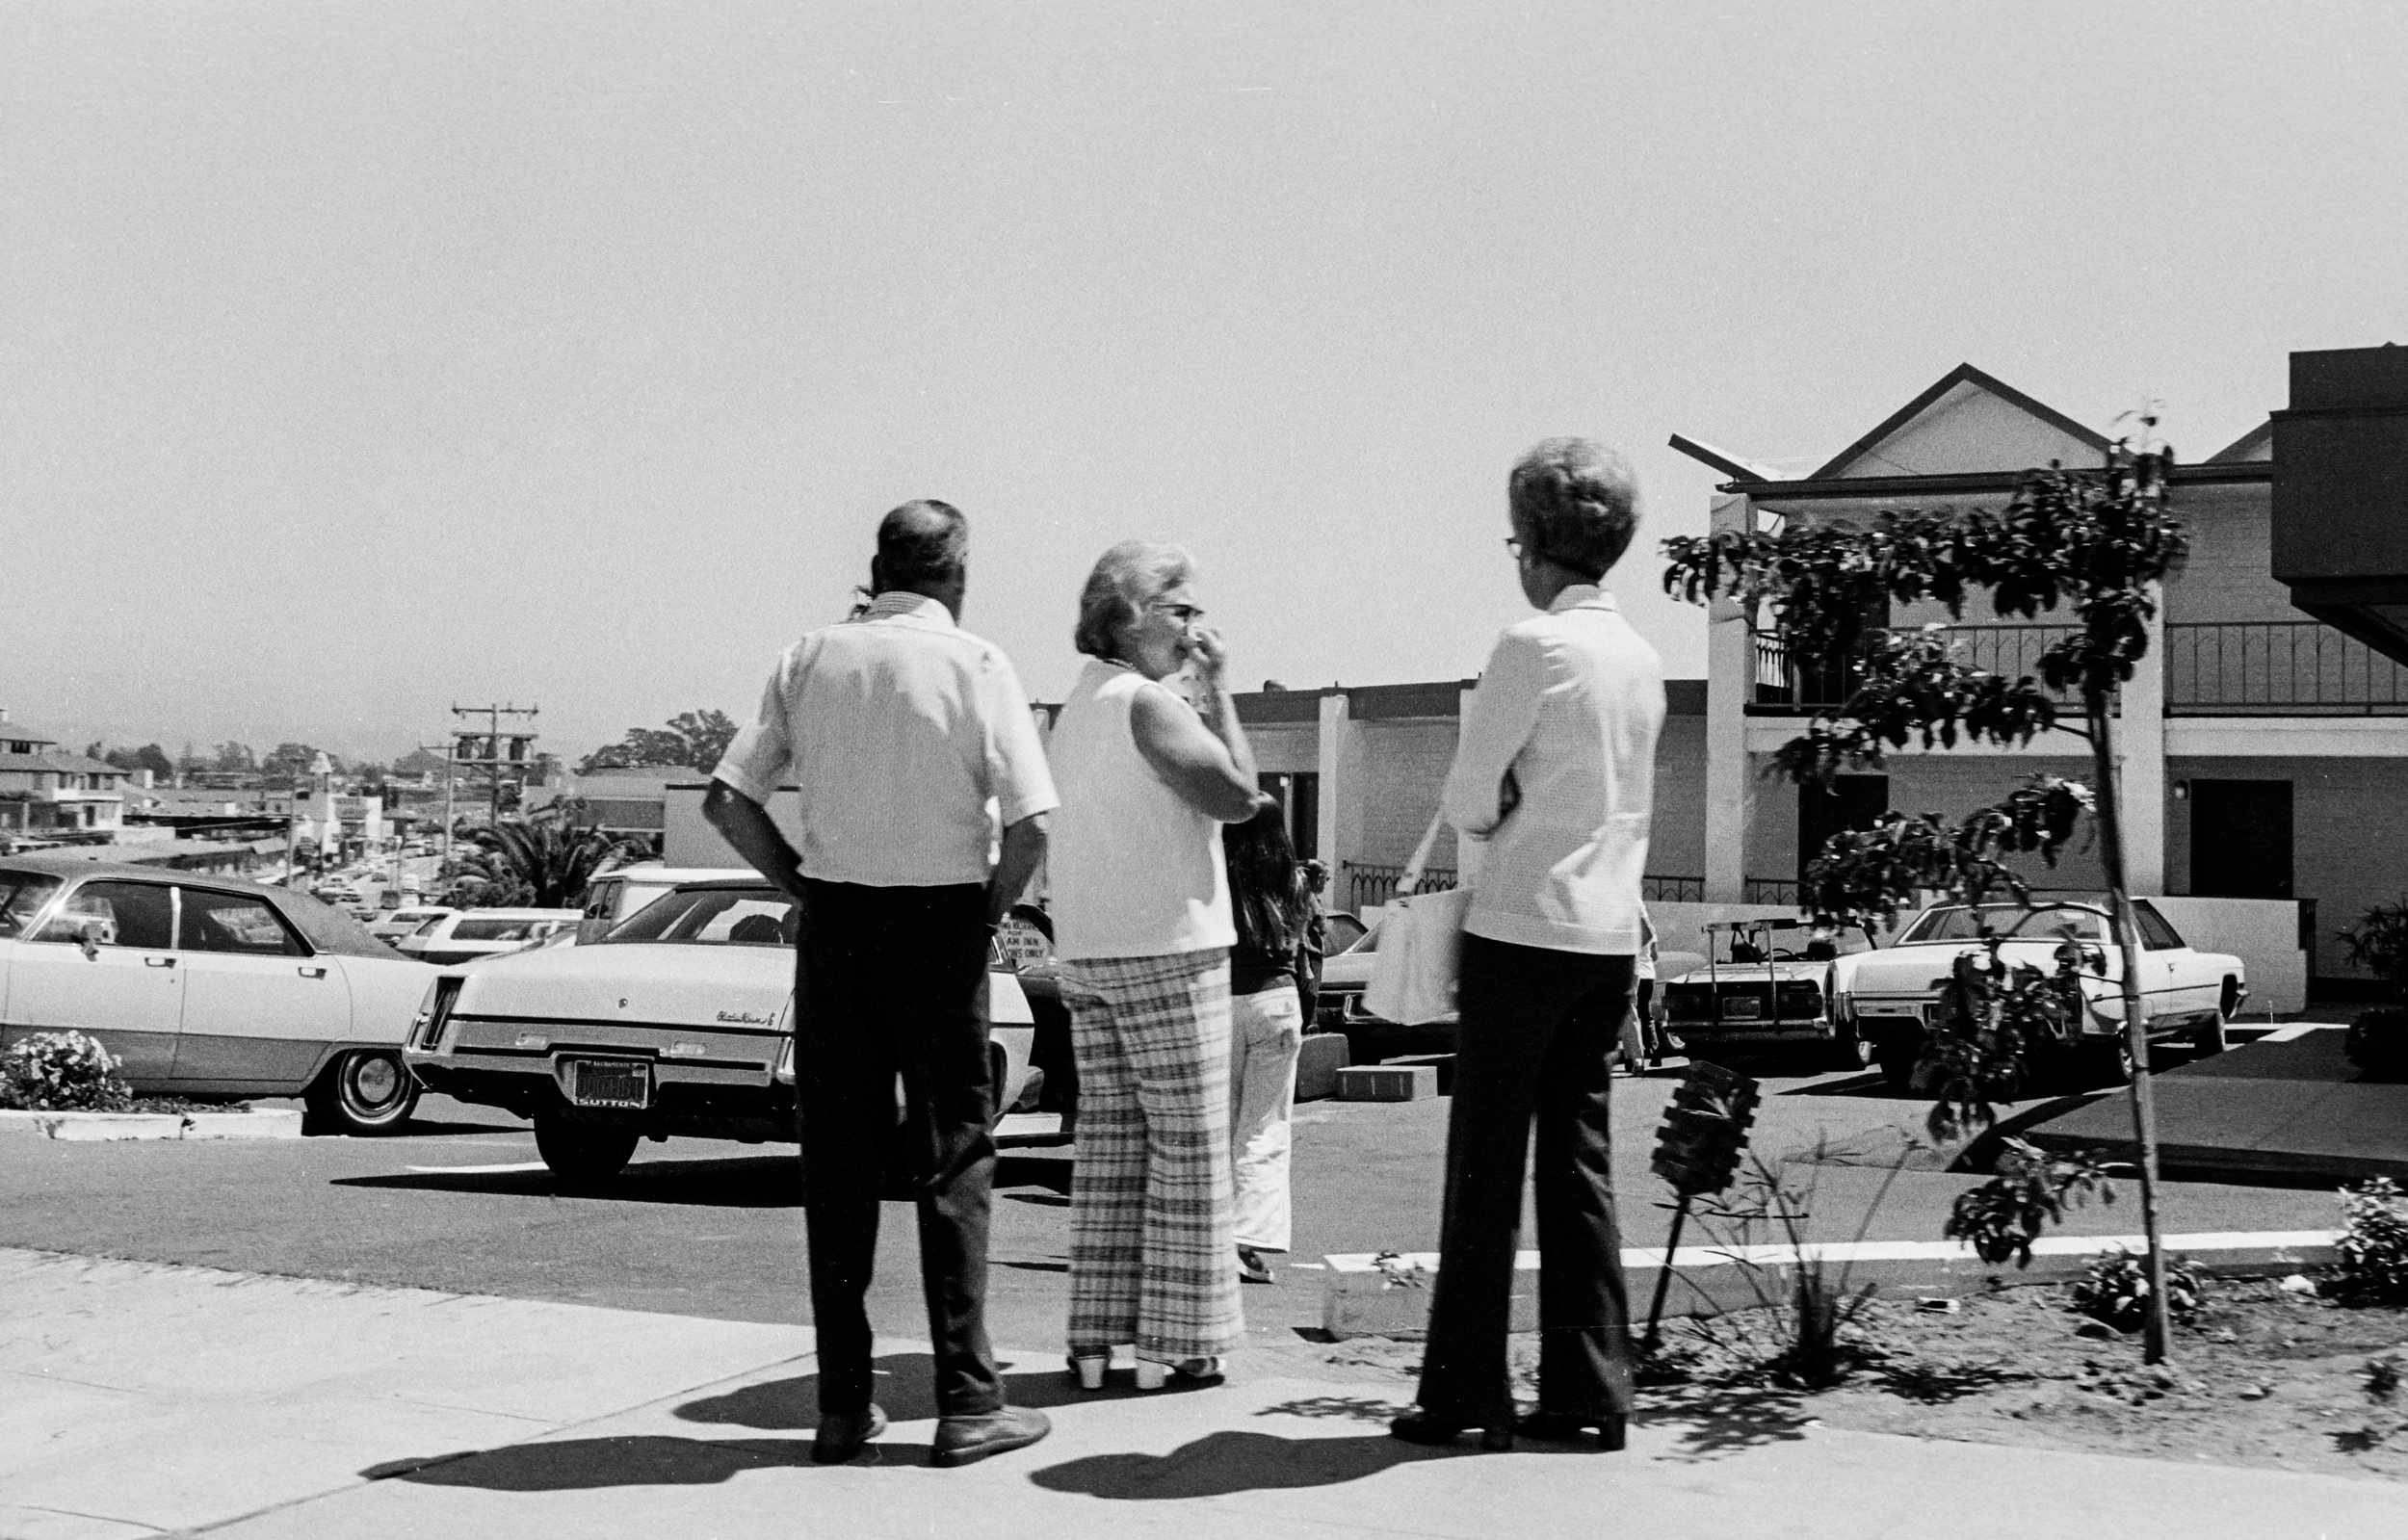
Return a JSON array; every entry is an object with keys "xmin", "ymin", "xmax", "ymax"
[{"xmin": 0, "ymin": 1049, "xmax": 2348, "ymax": 1355}]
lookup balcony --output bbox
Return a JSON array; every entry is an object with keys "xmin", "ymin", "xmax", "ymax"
[
  {"xmin": 1752, "ymin": 620, "xmax": 2408, "ymax": 718},
  {"xmin": 2163, "ymin": 621, "xmax": 2408, "ymax": 715},
  {"xmin": 1754, "ymin": 623, "xmax": 2086, "ymax": 713}
]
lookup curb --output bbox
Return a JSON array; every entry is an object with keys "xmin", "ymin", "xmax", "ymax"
[
  {"xmin": 0, "ymin": 1108, "xmax": 304, "ymax": 1142},
  {"xmin": 1321, "ymin": 1230, "xmax": 2341, "ymax": 1338}
]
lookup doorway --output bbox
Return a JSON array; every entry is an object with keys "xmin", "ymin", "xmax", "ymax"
[
  {"xmin": 1258, "ymin": 772, "xmax": 1320, "ymax": 862},
  {"xmin": 1798, "ymin": 775, "xmax": 1888, "ymax": 886},
  {"xmin": 2188, "ymin": 779, "xmax": 2293, "ymax": 899}
]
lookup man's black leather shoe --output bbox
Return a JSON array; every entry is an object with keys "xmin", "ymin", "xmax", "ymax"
[
  {"xmin": 812, "ymin": 1403, "xmax": 888, "ymax": 1464},
  {"xmin": 931, "ymin": 1405, "xmax": 1051, "ymax": 1468}
]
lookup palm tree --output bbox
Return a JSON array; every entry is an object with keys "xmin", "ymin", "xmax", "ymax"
[{"xmin": 444, "ymin": 801, "xmax": 643, "ymax": 909}]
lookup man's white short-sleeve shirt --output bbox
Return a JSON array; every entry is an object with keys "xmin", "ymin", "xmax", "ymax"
[{"xmin": 712, "ymin": 592, "xmax": 1060, "ymax": 889}]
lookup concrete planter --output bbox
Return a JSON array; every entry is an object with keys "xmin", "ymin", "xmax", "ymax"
[
  {"xmin": 1320, "ymin": 1230, "xmax": 2342, "ymax": 1339},
  {"xmin": 0, "ymin": 1108, "xmax": 304, "ymax": 1141}
]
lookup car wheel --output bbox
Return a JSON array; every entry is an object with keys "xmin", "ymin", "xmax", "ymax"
[
  {"xmin": 1824, "ymin": 1022, "xmax": 1877, "ymax": 1073},
  {"xmin": 2193, "ymin": 983, "xmax": 2237, "ymax": 1057},
  {"xmin": 302, "ymin": 1049, "xmax": 421, "ymax": 1136},
  {"xmin": 2083, "ymin": 1033, "xmax": 2136, "ymax": 1086},
  {"xmin": 534, "ymin": 1110, "xmax": 639, "ymax": 1185}
]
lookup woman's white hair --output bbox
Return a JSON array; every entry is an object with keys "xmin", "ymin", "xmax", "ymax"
[{"xmin": 1074, "ymin": 540, "xmax": 1196, "ymax": 660}]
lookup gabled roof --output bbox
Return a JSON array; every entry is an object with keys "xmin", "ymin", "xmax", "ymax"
[
  {"xmin": 2208, "ymin": 418, "xmax": 2274, "ymax": 463},
  {"xmin": 1667, "ymin": 433, "xmax": 1786, "ymax": 483},
  {"xmin": 1809, "ymin": 363, "xmax": 2114, "ymax": 481}
]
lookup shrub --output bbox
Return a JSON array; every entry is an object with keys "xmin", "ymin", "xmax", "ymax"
[
  {"xmin": 2071, "ymin": 1245, "xmax": 2204, "ymax": 1332},
  {"xmin": 1946, "ymin": 1137, "xmax": 2118, "ymax": 1267},
  {"xmin": 0, "ymin": 1031, "xmax": 135, "ymax": 1112},
  {"xmin": 2343, "ymin": 1008, "xmax": 2408, "ymax": 1079},
  {"xmin": 2327, "ymin": 1177, "xmax": 2408, "ymax": 1305}
]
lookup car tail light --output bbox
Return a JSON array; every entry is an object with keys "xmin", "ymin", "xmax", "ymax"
[
  {"xmin": 414, "ymin": 977, "xmax": 464, "ymax": 1050},
  {"xmin": 773, "ymin": 1032, "xmax": 796, "ymax": 1083}
]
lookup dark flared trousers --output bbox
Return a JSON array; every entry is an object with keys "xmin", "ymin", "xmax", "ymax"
[
  {"xmin": 796, "ymin": 879, "xmax": 1003, "ymax": 1419},
  {"xmin": 1414, "ymin": 935, "xmax": 1637, "ymax": 1425}
]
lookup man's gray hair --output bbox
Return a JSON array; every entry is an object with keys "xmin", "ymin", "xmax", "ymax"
[
  {"xmin": 877, "ymin": 499, "xmax": 969, "ymax": 588},
  {"xmin": 1509, "ymin": 438, "xmax": 1638, "ymax": 581},
  {"xmin": 1074, "ymin": 540, "xmax": 1195, "ymax": 659}
]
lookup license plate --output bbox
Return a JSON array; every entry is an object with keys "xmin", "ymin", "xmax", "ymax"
[
  {"xmin": 567, "ymin": 1058, "xmax": 650, "ymax": 1109},
  {"xmin": 1856, "ymin": 1003, "xmax": 1919, "ymax": 1017},
  {"xmin": 1719, "ymin": 999, "xmax": 1763, "ymax": 1019}
]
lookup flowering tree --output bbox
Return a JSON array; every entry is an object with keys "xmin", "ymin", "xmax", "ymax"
[{"xmin": 1662, "ymin": 431, "xmax": 2189, "ymax": 1362}]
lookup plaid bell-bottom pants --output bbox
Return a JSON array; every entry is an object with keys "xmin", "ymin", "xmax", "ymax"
[{"xmin": 1058, "ymin": 948, "xmax": 1244, "ymax": 1363}]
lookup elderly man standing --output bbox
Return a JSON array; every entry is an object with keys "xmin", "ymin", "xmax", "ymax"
[{"xmin": 706, "ymin": 499, "xmax": 1057, "ymax": 1468}]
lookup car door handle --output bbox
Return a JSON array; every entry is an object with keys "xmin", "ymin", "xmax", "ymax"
[
  {"xmin": 144, "ymin": 955, "xmax": 175, "ymax": 968},
  {"xmin": 299, "ymin": 965, "xmax": 328, "ymax": 979}
]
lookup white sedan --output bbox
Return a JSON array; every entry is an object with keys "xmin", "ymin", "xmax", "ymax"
[
  {"xmin": 1839, "ymin": 897, "xmax": 2247, "ymax": 1087},
  {"xmin": 403, "ymin": 875, "xmax": 1037, "ymax": 1183},
  {"xmin": 0, "ymin": 855, "xmax": 436, "ymax": 1133}
]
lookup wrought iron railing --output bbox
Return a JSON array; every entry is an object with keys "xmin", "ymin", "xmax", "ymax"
[
  {"xmin": 2164, "ymin": 621, "xmax": 2408, "ymax": 715},
  {"xmin": 1743, "ymin": 876, "xmax": 1800, "ymax": 905},
  {"xmin": 1342, "ymin": 861, "xmax": 1458, "ymax": 912},
  {"xmin": 1346, "ymin": 865, "xmax": 1710, "ymax": 910},
  {"xmin": 1753, "ymin": 623, "xmax": 2094, "ymax": 714}
]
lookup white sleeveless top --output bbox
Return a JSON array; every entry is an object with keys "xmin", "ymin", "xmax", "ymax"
[{"xmin": 1048, "ymin": 660, "xmax": 1235, "ymax": 960}]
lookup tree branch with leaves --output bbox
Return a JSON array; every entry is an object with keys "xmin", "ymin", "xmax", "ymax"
[{"xmin": 1662, "ymin": 428, "xmax": 2190, "ymax": 1361}]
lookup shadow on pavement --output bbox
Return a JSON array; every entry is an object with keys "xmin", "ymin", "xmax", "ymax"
[
  {"xmin": 1644, "ymin": 1385, "xmax": 1814, "ymax": 1461},
  {"xmin": 675, "ymin": 1351, "xmax": 1184, "ymax": 1430},
  {"xmin": 1028, "ymin": 1429, "xmax": 1470, "ymax": 1498},
  {"xmin": 332, "ymin": 1154, "xmax": 805, "ymax": 1208},
  {"xmin": 367, "ymin": 1436, "xmax": 844, "ymax": 1489}
]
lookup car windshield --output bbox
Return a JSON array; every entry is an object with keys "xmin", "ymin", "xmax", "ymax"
[
  {"xmin": 0, "ymin": 872, "xmax": 64, "ymax": 937},
  {"xmin": 599, "ymin": 886, "xmax": 798, "ymax": 947},
  {"xmin": 1899, "ymin": 904, "xmax": 2109, "ymax": 944}
]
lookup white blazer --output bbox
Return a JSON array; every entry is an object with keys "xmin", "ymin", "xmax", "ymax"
[{"xmin": 1442, "ymin": 587, "xmax": 1664, "ymax": 954}]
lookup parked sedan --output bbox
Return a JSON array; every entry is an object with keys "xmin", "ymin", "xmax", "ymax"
[
  {"xmin": 0, "ymin": 856, "xmax": 434, "ymax": 1134},
  {"xmin": 404, "ymin": 876, "xmax": 1038, "ymax": 1183},
  {"xmin": 1840, "ymin": 898, "xmax": 2247, "ymax": 1087},
  {"xmin": 396, "ymin": 908, "xmax": 581, "ymax": 966}
]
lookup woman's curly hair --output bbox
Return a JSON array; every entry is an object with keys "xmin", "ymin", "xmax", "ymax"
[
  {"xmin": 1509, "ymin": 437, "xmax": 1638, "ymax": 581},
  {"xmin": 1074, "ymin": 540, "xmax": 1195, "ymax": 660}
]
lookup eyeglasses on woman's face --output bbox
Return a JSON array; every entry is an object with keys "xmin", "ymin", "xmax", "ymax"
[{"xmin": 1147, "ymin": 598, "xmax": 1206, "ymax": 626}]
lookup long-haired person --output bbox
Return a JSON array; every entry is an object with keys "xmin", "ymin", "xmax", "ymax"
[
  {"xmin": 1389, "ymin": 440, "xmax": 1664, "ymax": 1454},
  {"xmin": 1047, "ymin": 541, "xmax": 1272, "ymax": 1389},
  {"xmin": 1221, "ymin": 804, "xmax": 1312, "ymax": 1286}
]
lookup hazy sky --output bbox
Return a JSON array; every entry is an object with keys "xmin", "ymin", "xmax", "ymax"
[{"xmin": 8, "ymin": 2, "xmax": 2407, "ymax": 764}]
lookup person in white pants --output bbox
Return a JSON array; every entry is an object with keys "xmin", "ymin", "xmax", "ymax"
[{"xmin": 1222, "ymin": 804, "xmax": 1313, "ymax": 1285}]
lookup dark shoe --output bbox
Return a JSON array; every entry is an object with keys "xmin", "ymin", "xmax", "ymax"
[
  {"xmin": 1514, "ymin": 1407, "xmax": 1627, "ymax": 1451},
  {"xmin": 812, "ymin": 1402, "xmax": 888, "ymax": 1464},
  {"xmin": 931, "ymin": 1405, "xmax": 1052, "ymax": 1469},
  {"xmin": 1388, "ymin": 1409, "xmax": 1513, "ymax": 1451},
  {"xmin": 1237, "ymin": 1247, "xmax": 1277, "ymax": 1285}
]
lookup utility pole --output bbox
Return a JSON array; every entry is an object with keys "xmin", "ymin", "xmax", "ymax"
[{"xmin": 448, "ymin": 701, "xmax": 540, "ymax": 833}]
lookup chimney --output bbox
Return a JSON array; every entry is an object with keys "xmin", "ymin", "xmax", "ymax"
[
  {"xmin": 0, "ymin": 707, "xmax": 10, "ymax": 723},
  {"xmin": 137, "ymin": 770, "xmax": 155, "ymax": 789}
]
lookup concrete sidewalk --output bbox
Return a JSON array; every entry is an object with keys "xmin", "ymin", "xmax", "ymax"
[{"xmin": 6, "ymin": 1249, "xmax": 2402, "ymax": 1540}]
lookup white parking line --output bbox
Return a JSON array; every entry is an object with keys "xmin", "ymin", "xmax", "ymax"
[{"xmin": 403, "ymin": 1161, "xmax": 553, "ymax": 1175}]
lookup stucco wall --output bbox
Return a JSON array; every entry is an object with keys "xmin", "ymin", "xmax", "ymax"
[{"xmin": 2166, "ymin": 755, "xmax": 2408, "ymax": 980}]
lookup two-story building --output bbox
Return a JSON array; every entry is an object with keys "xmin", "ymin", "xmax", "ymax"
[
  {"xmin": 1675, "ymin": 346, "xmax": 2408, "ymax": 996},
  {"xmin": 0, "ymin": 710, "xmax": 128, "ymax": 840}
]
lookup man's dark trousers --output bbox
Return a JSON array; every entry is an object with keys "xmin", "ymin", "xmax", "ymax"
[
  {"xmin": 1414, "ymin": 936, "xmax": 1637, "ymax": 1425},
  {"xmin": 797, "ymin": 878, "xmax": 1003, "ymax": 1419}
]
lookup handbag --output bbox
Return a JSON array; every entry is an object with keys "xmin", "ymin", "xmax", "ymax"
[{"xmin": 1362, "ymin": 811, "xmax": 1474, "ymax": 1026}]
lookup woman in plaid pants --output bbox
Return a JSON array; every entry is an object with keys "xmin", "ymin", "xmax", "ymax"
[{"xmin": 1046, "ymin": 541, "xmax": 1275, "ymax": 1390}]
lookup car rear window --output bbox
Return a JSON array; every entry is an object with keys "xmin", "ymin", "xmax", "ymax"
[
  {"xmin": 601, "ymin": 886, "xmax": 797, "ymax": 946},
  {"xmin": 0, "ymin": 871, "xmax": 63, "ymax": 938},
  {"xmin": 452, "ymin": 918, "xmax": 546, "ymax": 942}
]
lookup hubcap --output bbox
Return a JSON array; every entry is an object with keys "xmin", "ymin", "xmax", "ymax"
[{"xmin": 352, "ymin": 1054, "xmax": 401, "ymax": 1106}]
